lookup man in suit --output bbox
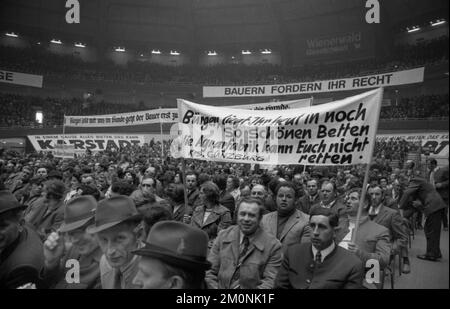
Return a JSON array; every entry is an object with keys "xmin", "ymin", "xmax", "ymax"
[
  {"xmin": 41, "ymin": 196, "xmax": 102, "ymax": 289},
  {"xmin": 399, "ymin": 167, "xmax": 447, "ymax": 261},
  {"xmin": 297, "ymin": 179, "xmax": 320, "ymax": 214},
  {"xmin": 185, "ymin": 171, "xmax": 202, "ymax": 208},
  {"xmin": 132, "ymin": 221, "xmax": 211, "ymax": 289},
  {"xmin": 214, "ymin": 175, "xmax": 236, "ymax": 216},
  {"xmin": 87, "ymin": 196, "xmax": 145, "ymax": 289},
  {"xmin": 27, "ymin": 179, "xmax": 66, "ymax": 241},
  {"xmin": 275, "ymin": 207, "xmax": 364, "ymax": 289},
  {"xmin": 0, "ymin": 190, "xmax": 45, "ymax": 289},
  {"xmin": 367, "ymin": 185, "xmax": 410, "ymax": 274},
  {"xmin": 261, "ymin": 182, "xmax": 311, "ymax": 252},
  {"xmin": 206, "ymin": 197, "xmax": 282, "ymax": 289},
  {"xmin": 428, "ymin": 158, "xmax": 449, "ymax": 231},
  {"xmin": 166, "ymin": 183, "xmax": 193, "ymax": 223}
]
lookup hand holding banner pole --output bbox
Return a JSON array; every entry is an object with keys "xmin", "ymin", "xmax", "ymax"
[{"xmin": 351, "ymin": 88, "xmax": 384, "ymax": 243}]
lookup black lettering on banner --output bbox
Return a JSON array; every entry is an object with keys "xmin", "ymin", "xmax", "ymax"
[
  {"xmin": 84, "ymin": 140, "xmax": 97, "ymax": 150},
  {"xmin": 182, "ymin": 110, "xmax": 194, "ymax": 123},
  {"xmin": 70, "ymin": 140, "xmax": 84, "ymax": 150},
  {"xmin": 37, "ymin": 140, "xmax": 53, "ymax": 150},
  {"xmin": 0, "ymin": 71, "xmax": 14, "ymax": 82}
]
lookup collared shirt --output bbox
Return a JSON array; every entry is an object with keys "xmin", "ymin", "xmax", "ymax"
[
  {"xmin": 203, "ymin": 209, "xmax": 212, "ymax": 224},
  {"xmin": 311, "ymin": 242, "xmax": 335, "ymax": 263},
  {"xmin": 309, "ymin": 194, "xmax": 319, "ymax": 203},
  {"xmin": 320, "ymin": 200, "xmax": 336, "ymax": 209},
  {"xmin": 338, "ymin": 221, "xmax": 356, "ymax": 250},
  {"xmin": 368, "ymin": 205, "xmax": 381, "ymax": 216}
]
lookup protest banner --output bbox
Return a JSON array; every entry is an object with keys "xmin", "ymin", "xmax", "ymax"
[
  {"xmin": 376, "ymin": 132, "xmax": 449, "ymax": 158},
  {"xmin": 0, "ymin": 69, "xmax": 43, "ymax": 88},
  {"xmin": 53, "ymin": 144, "xmax": 75, "ymax": 159},
  {"xmin": 175, "ymin": 88, "xmax": 383, "ymax": 166},
  {"xmin": 28, "ymin": 134, "xmax": 146, "ymax": 153},
  {"xmin": 202, "ymin": 67, "xmax": 424, "ymax": 97},
  {"xmin": 63, "ymin": 98, "xmax": 312, "ymax": 128}
]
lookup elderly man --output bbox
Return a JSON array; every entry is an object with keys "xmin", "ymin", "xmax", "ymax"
[
  {"xmin": 297, "ymin": 179, "xmax": 321, "ymax": 214},
  {"xmin": 87, "ymin": 196, "xmax": 144, "ymax": 289},
  {"xmin": 261, "ymin": 182, "xmax": 311, "ymax": 252},
  {"xmin": 251, "ymin": 184, "xmax": 275, "ymax": 214},
  {"xmin": 132, "ymin": 221, "xmax": 211, "ymax": 289},
  {"xmin": 41, "ymin": 196, "xmax": 102, "ymax": 289},
  {"xmin": 275, "ymin": 207, "xmax": 364, "ymax": 289},
  {"xmin": 0, "ymin": 190, "xmax": 44, "ymax": 289},
  {"xmin": 206, "ymin": 197, "xmax": 282, "ymax": 289}
]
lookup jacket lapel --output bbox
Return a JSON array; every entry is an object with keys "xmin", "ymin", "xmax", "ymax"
[
  {"xmin": 202, "ymin": 206, "xmax": 221, "ymax": 227},
  {"xmin": 266, "ymin": 212, "xmax": 278, "ymax": 237},
  {"xmin": 280, "ymin": 210, "xmax": 300, "ymax": 241},
  {"xmin": 223, "ymin": 226, "xmax": 240, "ymax": 262}
]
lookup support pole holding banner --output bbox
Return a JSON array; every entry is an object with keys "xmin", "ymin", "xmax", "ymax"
[
  {"xmin": 62, "ymin": 114, "xmax": 66, "ymax": 158},
  {"xmin": 159, "ymin": 107, "xmax": 164, "ymax": 159},
  {"xmin": 351, "ymin": 88, "xmax": 384, "ymax": 243},
  {"xmin": 181, "ymin": 158, "xmax": 190, "ymax": 224}
]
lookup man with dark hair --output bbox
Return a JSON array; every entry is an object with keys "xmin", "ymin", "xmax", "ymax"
[
  {"xmin": 132, "ymin": 221, "xmax": 211, "ymax": 289},
  {"xmin": 79, "ymin": 184, "xmax": 101, "ymax": 201},
  {"xmin": 213, "ymin": 174, "xmax": 235, "ymax": 216},
  {"xmin": 275, "ymin": 207, "xmax": 364, "ymax": 289},
  {"xmin": 141, "ymin": 205, "xmax": 172, "ymax": 236},
  {"xmin": 166, "ymin": 183, "xmax": 193, "ymax": 222},
  {"xmin": 10, "ymin": 166, "xmax": 33, "ymax": 203},
  {"xmin": 297, "ymin": 179, "xmax": 320, "ymax": 214},
  {"xmin": 0, "ymin": 190, "xmax": 45, "ymax": 289},
  {"xmin": 110, "ymin": 180, "xmax": 136, "ymax": 197},
  {"xmin": 185, "ymin": 171, "xmax": 202, "ymax": 208},
  {"xmin": 28, "ymin": 179, "xmax": 66, "ymax": 240},
  {"xmin": 87, "ymin": 196, "xmax": 144, "ymax": 289},
  {"xmin": 206, "ymin": 197, "xmax": 282, "ymax": 289},
  {"xmin": 261, "ymin": 182, "xmax": 311, "ymax": 252}
]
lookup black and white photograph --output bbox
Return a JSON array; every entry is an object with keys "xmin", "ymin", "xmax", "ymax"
[{"xmin": 0, "ymin": 0, "xmax": 448, "ymax": 294}]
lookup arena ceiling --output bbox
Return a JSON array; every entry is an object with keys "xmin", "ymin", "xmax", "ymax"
[{"xmin": 1, "ymin": 0, "xmax": 448, "ymax": 52}]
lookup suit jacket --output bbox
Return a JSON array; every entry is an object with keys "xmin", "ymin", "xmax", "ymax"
[
  {"xmin": 206, "ymin": 226, "xmax": 282, "ymax": 289},
  {"xmin": 99, "ymin": 254, "xmax": 140, "ymax": 289},
  {"xmin": 297, "ymin": 194, "xmax": 320, "ymax": 214},
  {"xmin": 191, "ymin": 204, "xmax": 232, "ymax": 244},
  {"xmin": 260, "ymin": 209, "xmax": 311, "ymax": 251},
  {"xmin": 399, "ymin": 176, "xmax": 447, "ymax": 216},
  {"xmin": 219, "ymin": 191, "xmax": 236, "ymax": 216},
  {"xmin": 431, "ymin": 165, "xmax": 449, "ymax": 202},
  {"xmin": 369, "ymin": 204, "xmax": 408, "ymax": 251},
  {"xmin": 41, "ymin": 246, "xmax": 102, "ymax": 289},
  {"xmin": 171, "ymin": 203, "xmax": 194, "ymax": 222},
  {"xmin": 275, "ymin": 243, "xmax": 364, "ymax": 289},
  {"xmin": 27, "ymin": 200, "xmax": 65, "ymax": 240},
  {"xmin": 340, "ymin": 217, "xmax": 391, "ymax": 271},
  {"xmin": 187, "ymin": 188, "xmax": 202, "ymax": 208},
  {"xmin": 0, "ymin": 226, "xmax": 45, "ymax": 289}
]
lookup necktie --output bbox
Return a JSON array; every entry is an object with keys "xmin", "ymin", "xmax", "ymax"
[
  {"xmin": 240, "ymin": 236, "xmax": 250, "ymax": 259},
  {"xmin": 315, "ymin": 251, "xmax": 322, "ymax": 265},
  {"xmin": 113, "ymin": 269, "xmax": 122, "ymax": 289}
]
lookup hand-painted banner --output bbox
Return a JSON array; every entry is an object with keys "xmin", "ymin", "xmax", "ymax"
[
  {"xmin": 175, "ymin": 88, "xmax": 383, "ymax": 165},
  {"xmin": 203, "ymin": 67, "xmax": 424, "ymax": 98},
  {"xmin": 376, "ymin": 132, "xmax": 449, "ymax": 158},
  {"xmin": 63, "ymin": 98, "xmax": 312, "ymax": 127},
  {"xmin": 0, "ymin": 69, "xmax": 43, "ymax": 88},
  {"xmin": 28, "ymin": 134, "xmax": 146, "ymax": 153}
]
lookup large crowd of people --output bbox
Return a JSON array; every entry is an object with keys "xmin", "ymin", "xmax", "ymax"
[
  {"xmin": 0, "ymin": 92, "xmax": 448, "ymax": 128},
  {"xmin": 0, "ymin": 138, "xmax": 448, "ymax": 289},
  {"xmin": 0, "ymin": 36, "xmax": 448, "ymax": 85}
]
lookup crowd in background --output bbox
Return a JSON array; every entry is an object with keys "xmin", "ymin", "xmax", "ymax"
[
  {"xmin": 0, "ymin": 92, "xmax": 448, "ymax": 128},
  {"xmin": 0, "ymin": 36, "xmax": 447, "ymax": 85}
]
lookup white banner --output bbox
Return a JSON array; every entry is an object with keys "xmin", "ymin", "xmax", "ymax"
[
  {"xmin": 376, "ymin": 132, "xmax": 449, "ymax": 158},
  {"xmin": 28, "ymin": 134, "xmax": 146, "ymax": 153},
  {"xmin": 63, "ymin": 98, "xmax": 312, "ymax": 127},
  {"xmin": 63, "ymin": 108, "xmax": 178, "ymax": 127},
  {"xmin": 0, "ymin": 69, "xmax": 43, "ymax": 88},
  {"xmin": 175, "ymin": 88, "xmax": 383, "ymax": 165},
  {"xmin": 203, "ymin": 67, "xmax": 424, "ymax": 98}
]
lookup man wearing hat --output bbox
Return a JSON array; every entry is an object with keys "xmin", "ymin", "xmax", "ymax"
[
  {"xmin": 132, "ymin": 221, "xmax": 211, "ymax": 289},
  {"xmin": 0, "ymin": 190, "xmax": 45, "ymax": 289},
  {"xmin": 87, "ymin": 196, "xmax": 144, "ymax": 289},
  {"xmin": 41, "ymin": 196, "xmax": 102, "ymax": 289}
]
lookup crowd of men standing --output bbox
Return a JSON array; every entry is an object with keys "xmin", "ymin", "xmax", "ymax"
[{"xmin": 0, "ymin": 147, "xmax": 448, "ymax": 289}]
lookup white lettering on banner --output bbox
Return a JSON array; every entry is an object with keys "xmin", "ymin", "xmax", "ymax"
[
  {"xmin": 27, "ymin": 134, "xmax": 146, "ymax": 153},
  {"xmin": 176, "ymin": 88, "xmax": 383, "ymax": 166},
  {"xmin": 203, "ymin": 68, "xmax": 424, "ymax": 98},
  {"xmin": 63, "ymin": 98, "xmax": 312, "ymax": 127},
  {"xmin": 0, "ymin": 69, "xmax": 43, "ymax": 88}
]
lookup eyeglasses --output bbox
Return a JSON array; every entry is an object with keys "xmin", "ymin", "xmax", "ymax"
[{"xmin": 141, "ymin": 184, "xmax": 153, "ymax": 188}]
